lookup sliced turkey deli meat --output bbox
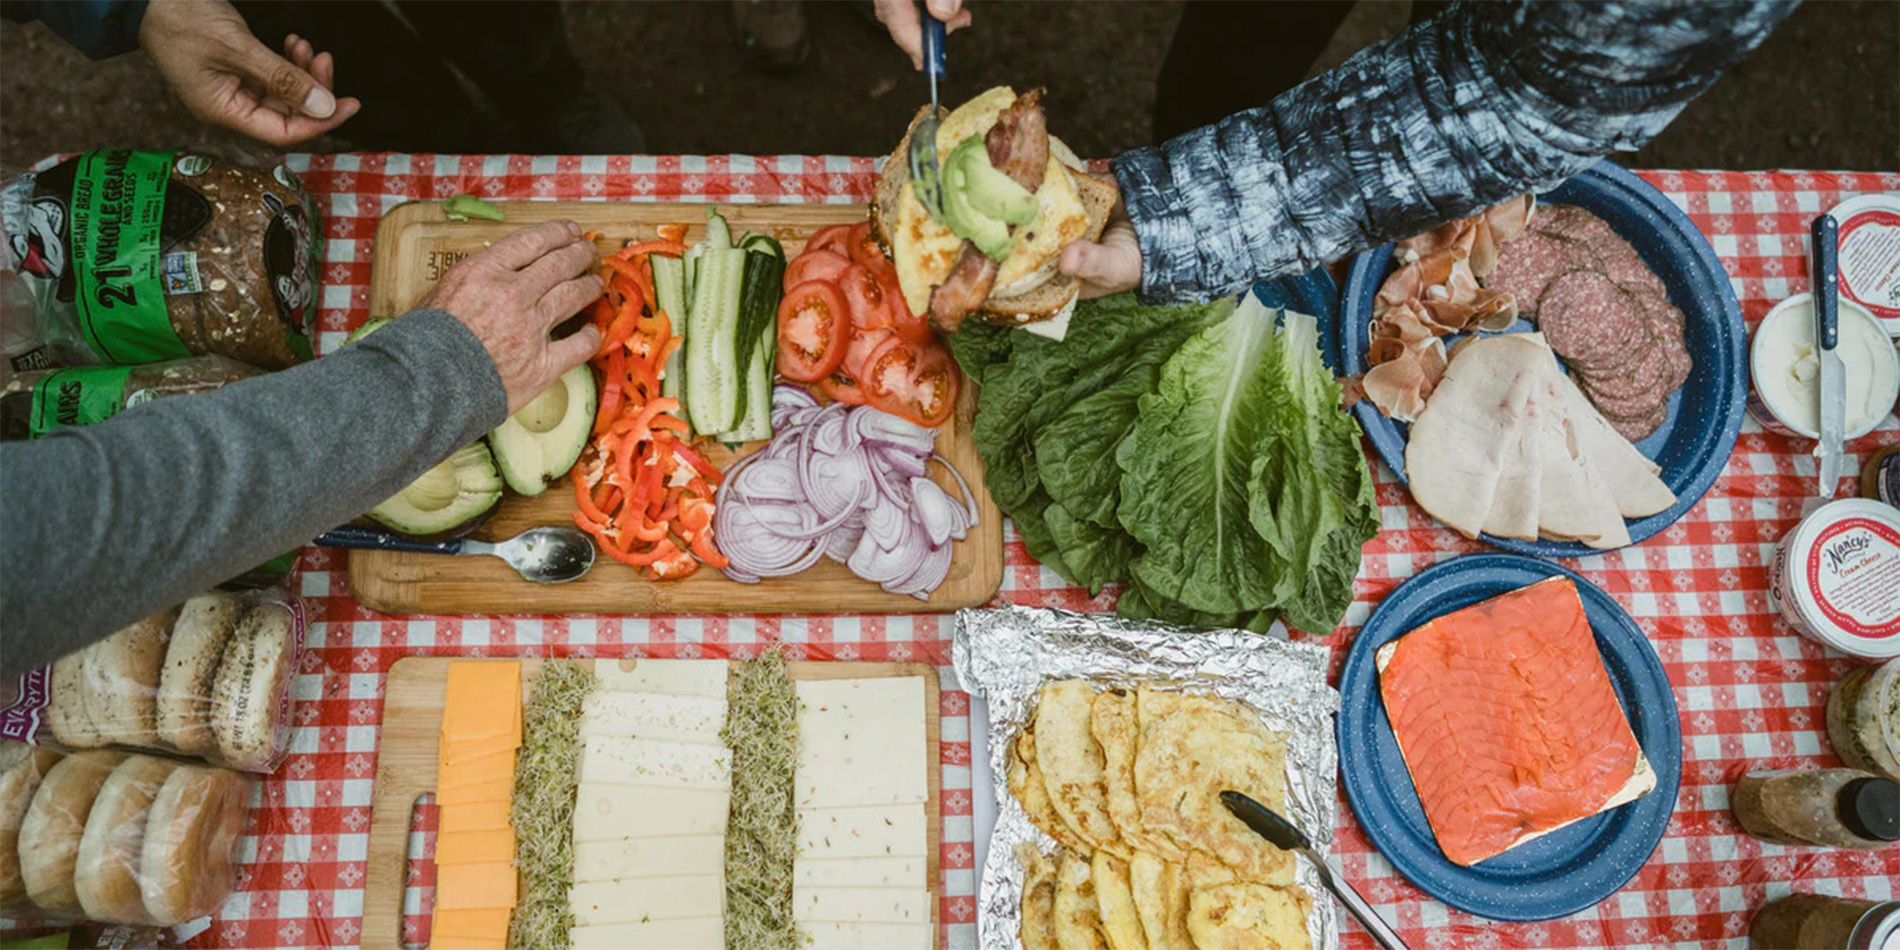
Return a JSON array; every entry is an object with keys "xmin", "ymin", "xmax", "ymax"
[
  {"xmin": 1406, "ymin": 333, "xmax": 1675, "ymax": 548},
  {"xmin": 1377, "ymin": 577, "xmax": 1656, "ymax": 867}
]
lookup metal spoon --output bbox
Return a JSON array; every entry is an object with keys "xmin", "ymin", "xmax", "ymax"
[
  {"xmin": 1222, "ymin": 790, "xmax": 1411, "ymax": 950},
  {"xmin": 315, "ymin": 525, "xmax": 597, "ymax": 583}
]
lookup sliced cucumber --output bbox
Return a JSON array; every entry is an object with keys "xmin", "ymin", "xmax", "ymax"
[
  {"xmin": 704, "ymin": 207, "xmax": 733, "ymax": 251},
  {"xmin": 721, "ymin": 323, "xmax": 776, "ymax": 442},
  {"xmin": 652, "ymin": 253, "xmax": 688, "ymax": 408},
  {"xmin": 685, "ymin": 246, "xmax": 746, "ymax": 433},
  {"xmin": 738, "ymin": 233, "xmax": 785, "ymax": 259}
]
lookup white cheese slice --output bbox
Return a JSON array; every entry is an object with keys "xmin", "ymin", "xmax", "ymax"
[
  {"xmin": 569, "ymin": 918, "xmax": 724, "ymax": 950},
  {"xmin": 794, "ymin": 855, "xmax": 928, "ymax": 889},
  {"xmin": 580, "ymin": 735, "xmax": 731, "ymax": 789},
  {"xmin": 794, "ymin": 885, "xmax": 932, "ymax": 923},
  {"xmin": 573, "ymin": 834, "xmax": 726, "ymax": 881},
  {"xmin": 572, "ymin": 785, "xmax": 730, "ymax": 841},
  {"xmin": 580, "ymin": 691, "xmax": 727, "ymax": 745},
  {"xmin": 593, "ymin": 658, "xmax": 730, "ymax": 698},
  {"xmin": 796, "ymin": 803, "xmax": 929, "ymax": 860},
  {"xmin": 795, "ymin": 677, "xmax": 928, "ymax": 808},
  {"xmin": 802, "ymin": 921, "xmax": 935, "ymax": 950},
  {"xmin": 1017, "ymin": 301, "xmax": 1074, "ymax": 341},
  {"xmin": 570, "ymin": 875, "xmax": 725, "ymax": 926}
]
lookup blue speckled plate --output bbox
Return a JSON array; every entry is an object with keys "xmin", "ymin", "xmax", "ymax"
[
  {"xmin": 1337, "ymin": 161, "xmax": 1746, "ymax": 557},
  {"xmin": 1336, "ymin": 554, "xmax": 1681, "ymax": 921}
]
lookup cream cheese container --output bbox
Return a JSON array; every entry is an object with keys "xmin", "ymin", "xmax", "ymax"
[
  {"xmin": 1768, "ymin": 499, "xmax": 1900, "ymax": 658},
  {"xmin": 1831, "ymin": 194, "xmax": 1900, "ymax": 337},
  {"xmin": 1747, "ymin": 292, "xmax": 1900, "ymax": 438}
]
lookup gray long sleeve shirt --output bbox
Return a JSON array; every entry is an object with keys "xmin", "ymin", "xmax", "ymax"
[
  {"xmin": 0, "ymin": 310, "xmax": 505, "ymax": 676},
  {"xmin": 1113, "ymin": 0, "xmax": 1800, "ymax": 304}
]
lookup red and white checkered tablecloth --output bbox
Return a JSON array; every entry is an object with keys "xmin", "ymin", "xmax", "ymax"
[{"xmin": 86, "ymin": 156, "xmax": 1900, "ymax": 949}]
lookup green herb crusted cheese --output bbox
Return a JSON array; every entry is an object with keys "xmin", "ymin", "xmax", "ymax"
[
  {"xmin": 722, "ymin": 649, "xmax": 805, "ymax": 950},
  {"xmin": 508, "ymin": 660, "xmax": 595, "ymax": 950}
]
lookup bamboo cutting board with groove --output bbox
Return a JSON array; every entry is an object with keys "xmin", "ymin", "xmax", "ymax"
[
  {"xmin": 362, "ymin": 656, "xmax": 942, "ymax": 950},
  {"xmin": 353, "ymin": 200, "xmax": 1002, "ymax": 615}
]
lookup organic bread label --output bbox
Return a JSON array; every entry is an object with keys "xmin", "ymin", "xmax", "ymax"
[
  {"xmin": 69, "ymin": 149, "xmax": 190, "ymax": 363},
  {"xmin": 26, "ymin": 366, "xmax": 135, "ymax": 437}
]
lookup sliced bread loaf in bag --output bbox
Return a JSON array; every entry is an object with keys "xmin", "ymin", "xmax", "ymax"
[
  {"xmin": 158, "ymin": 594, "xmax": 246, "ymax": 756},
  {"xmin": 17, "ymin": 750, "xmax": 127, "ymax": 912},
  {"xmin": 211, "ymin": 606, "xmax": 297, "ymax": 772},
  {"xmin": 46, "ymin": 609, "xmax": 177, "ymax": 750},
  {"xmin": 139, "ymin": 764, "xmax": 253, "ymax": 925}
]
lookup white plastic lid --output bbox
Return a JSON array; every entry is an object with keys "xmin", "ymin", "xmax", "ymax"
[
  {"xmin": 1829, "ymin": 194, "xmax": 1900, "ymax": 337},
  {"xmin": 1786, "ymin": 498, "xmax": 1900, "ymax": 658}
]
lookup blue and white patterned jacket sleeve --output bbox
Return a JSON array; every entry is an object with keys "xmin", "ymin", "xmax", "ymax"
[{"xmin": 1111, "ymin": 0, "xmax": 1799, "ymax": 304}]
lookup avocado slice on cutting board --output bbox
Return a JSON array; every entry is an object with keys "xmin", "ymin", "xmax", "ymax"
[
  {"xmin": 489, "ymin": 362, "xmax": 596, "ymax": 496},
  {"xmin": 349, "ymin": 316, "xmax": 504, "ymax": 539}
]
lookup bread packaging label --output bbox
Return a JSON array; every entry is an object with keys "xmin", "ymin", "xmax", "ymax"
[
  {"xmin": 2, "ymin": 150, "xmax": 322, "ymax": 369},
  {"xmin": 0, "ymin": 590, "xmax": 308, "ymax": 773}
]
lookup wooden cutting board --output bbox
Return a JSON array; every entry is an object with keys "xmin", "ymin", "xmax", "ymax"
[
  {"xmin": 351, "ymin": 200, "xmax": 1003, "ymax": 615},
  {"xmin": 362, "ymin": 656, "xmax": 942, "ymax": 950}
]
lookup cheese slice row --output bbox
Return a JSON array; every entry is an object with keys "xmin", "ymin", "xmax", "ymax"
[
  {"xmin": 792, "ymin": 676, "xmax": 931, "ymax": 950},
  {"xmin": 431, "ymin": 661, "xmax": 524, "ymax": 949},
  {"xmin": 569, "ymin": 660, "xmax": 732, "ymax": 950}
]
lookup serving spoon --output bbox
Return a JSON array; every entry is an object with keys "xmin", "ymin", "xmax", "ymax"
[
  {"xmin": 314, "ymin": 525, "xmax": 597, "ymax": 584},
  {"xmin": 1222, "ymin": 790, "xmax": 1411, "ymax": 950}
]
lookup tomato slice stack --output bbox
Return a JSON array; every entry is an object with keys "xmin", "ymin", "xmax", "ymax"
[{"xmin": 777, "ymin": 222, "xmax": 959, "ymax": 428}]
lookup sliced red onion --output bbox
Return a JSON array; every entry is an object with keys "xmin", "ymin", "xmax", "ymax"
[
  {"xmin": 910, "ymin": 477, "xmax": 962, "ymax": 548},
  {"xmin": 848, "ymin": 516, "xmax": 926, "ymax": 584}
]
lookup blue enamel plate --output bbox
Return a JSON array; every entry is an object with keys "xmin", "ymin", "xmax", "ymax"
[
  {"xmin": 1336, "ymin": 554, "xmax": 1681, "ymax": 921},
  {"xmin": 1336, "ymin": 160, "xmax": 1746, "ymax": 557}
]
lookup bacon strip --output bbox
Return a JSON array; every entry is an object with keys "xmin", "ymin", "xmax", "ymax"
[{"xmin": 927, "ymin": 90, "xmax": 1050, "ymax": 334}]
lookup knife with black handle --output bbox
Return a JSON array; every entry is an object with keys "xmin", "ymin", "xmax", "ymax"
[
  {"xmin": 1813, "ymin": 213, "xmax": 1846, "ymax": 498},
  {"xmin": 1222, "ymin": 790, "xmax": 1411, "ymax": 950}
]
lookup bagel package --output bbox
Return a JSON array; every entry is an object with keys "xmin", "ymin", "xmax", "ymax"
[
  {"xmin": 0, "ymin": 743, "xmax": 253, "ymax": 926},
  {"xmin": 0, "ymin": 589, "xmax": 307, "ymax": 773},
  {"xmin": 1, "ymin": 150, "xmax": 321, "ymax": 371}
]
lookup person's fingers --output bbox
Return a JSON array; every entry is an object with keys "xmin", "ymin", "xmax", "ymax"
[
  {"xmin": 484, "ymin": 221, "xmax": 585, "ymax": 271},
  {"xmin": 220, "ymin": 95, "xmax": 361, "ymax": 146},
  {"xmin": 518, "ymin": 240, "xmax": 598, "ymax": 297},
  {"xmin": 945, "ymin": 10, "xmax": 973, "ymax": 32},
  {"xmin": 536, "ymin": 274, "xmax": 606, "ymax": 327},
  {"xmin": 231, "ymin": 35, "xmax": 335, "ymax": 118},
  {"xmin": 311, "ymin": 51, "xmax": 334, "ymax": 90},
  {"xmin": 1060, "ymin": 240, "xmax": 1140, "ymax": 298},
  {"xmin": 874, "ymin": 0, "xmax": 925, "ymax": 69},
  {"xmin": 546, "ymin": 323, "xmax": 604, "ymax": 374},
  {"xmin": 925, "ymin": 0, "xmax": 962, "ymax": 20}
]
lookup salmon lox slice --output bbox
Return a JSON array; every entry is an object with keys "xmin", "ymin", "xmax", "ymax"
[{"xmin": 1375, "ymin": 576, "xmax": 1652, "ymax": 866}]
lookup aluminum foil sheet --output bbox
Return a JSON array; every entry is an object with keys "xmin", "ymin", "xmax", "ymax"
[{"xmin": 952, "ymin": 605, "xmax": 1341, "ymax": 950}]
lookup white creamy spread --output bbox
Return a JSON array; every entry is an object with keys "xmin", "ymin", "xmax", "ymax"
[{"xmin": 1752, "ymin": 295, "xmax": 1900, "ymax": 438}]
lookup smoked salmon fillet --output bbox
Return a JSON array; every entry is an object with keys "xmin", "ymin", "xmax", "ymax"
[{"xmin": 1375, "ymin": 576, "xmax": 1654, "ymax": 866}]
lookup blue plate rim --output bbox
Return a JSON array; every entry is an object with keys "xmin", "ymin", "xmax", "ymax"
[
  {"xmin": 1335, "ymin": 553, "xmax": 1682, "ymax": 921},
  {"xmin": 1335, "ymin": 160, "xmax": 1746, "ymax": 558}
]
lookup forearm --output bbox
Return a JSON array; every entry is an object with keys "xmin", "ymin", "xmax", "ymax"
[
  {"xmin": 1114, "ymin": 0, "xmax": 1799, "ymax": 304},
  {"xmin": 0, "ymin": 310, "xmax": 505, "ymax": 675}
]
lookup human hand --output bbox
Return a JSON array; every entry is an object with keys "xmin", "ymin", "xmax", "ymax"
[
  {"xmin": 420, "ymin": 221, "xmax": 605, "ymax": 415},
  {"xmin": 874, "ymin": 0, "xmax": 972, "ymax": 70},
  {"xmin": 1060, "ymin": 201, "xmax": 1141, "ymax": 299},
  {"xmin": 139, "ymin": 0, "xmax": 361, "ymax": 147}
]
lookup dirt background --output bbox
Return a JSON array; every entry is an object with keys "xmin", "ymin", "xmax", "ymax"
[{"xmin": 1, "ymin": 0, "xmax": 1895, "ymax": 176}]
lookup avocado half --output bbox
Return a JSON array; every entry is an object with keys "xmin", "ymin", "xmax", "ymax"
[
  {"xmin": 366, "ymin": 442, "xmax": 504, "ymax": 539},
  {"xmin": 350, "ymin": 316, "xmax": 505, "ymax": 539},
  {"xmin": 489, "ymin": 363, "xmax": 596, "ymax": 496}
]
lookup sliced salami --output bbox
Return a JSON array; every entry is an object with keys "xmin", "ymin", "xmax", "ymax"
[
  {"xmin": 1540, "ymin": 271, "xmax": 1643, "ymax": 363},
  {"xmin": 1484, "ymin": 232, "xmax": 1585, "ymax": 316}
]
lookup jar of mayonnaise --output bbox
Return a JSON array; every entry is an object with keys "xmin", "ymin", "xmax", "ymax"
[
  {"xmin": 1748, "ymin": 293, "xmax": 1900, "ymax": 439},
  {"xmin": 1766, "ymin": 499, "xmax": 1900, "ymax": 658}
]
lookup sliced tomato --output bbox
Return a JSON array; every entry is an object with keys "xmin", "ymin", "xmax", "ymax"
[
  {"xmin": 884, "ymin": 282, "xmax": 931, "ymax": 344},
  {"xmin": 838, "ymin": 263, "xmax": 899, "ymax": 335},
  {"xmin": 776, "ymin": 280, "xmax": 850, "ymax": 382},
  {"xmin": 862, "ymin": 336, "xmax": 960, "ymax": 428},
  {"xmin": 782, "ymin": 247, "xmax": 851, "ymax": 291},
  {"xmin": 806, "ymin": 224, "xmax": 856, "ymax": 256},
  {"xmin": 838, "ymin": 325, "xmax": 895, "ymax": 385},
  {"xmin": 818, "ymin": 373, "xmax": 865, "ymax": 405}
]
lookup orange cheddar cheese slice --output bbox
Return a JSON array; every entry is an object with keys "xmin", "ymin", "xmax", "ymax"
[
  {"xmin": 431, "ymin": 907, "xmax": 513, "ymax": 939},
  {"xmin": 435, "ymin": 828, "xmax": 517, "ymax": 865},
  {"xmin": 439, "ymin": 799, "xmax": 511, "ymax": 835},
  {"xmin": 438, "ymin": 747, "xmax": 516, "ymax": 785},
  {"xmin": 434, "ymin": 861, "xmax": 518, "ymax": 910},
  {"xmin": 437, "ymin": 773, "xmax": 514, "ymax": 805},
  {"xmin": 442, "ymin": 662, "xmax": 523, "ymax": 751}
]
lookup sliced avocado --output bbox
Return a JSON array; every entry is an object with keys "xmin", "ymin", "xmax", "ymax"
[
  {"xmin": 489, "ymin": 363, "xmax": 596, "ymax": 496},
  {"xmin": 942, "ymin": 150, "xmax": 1013, "ymax": 262},
  {"xmin": 367, "ymin": 442, "xmax": 504, "ymax": 539},
  {"xmin": 947, "ymin": 134, "xmax": 1039, "ymax": 226}
]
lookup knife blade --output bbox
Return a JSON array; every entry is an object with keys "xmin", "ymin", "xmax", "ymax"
[
  {"xmin": 1220, "ymin": 791, "xmax": 1411, "ymax": 950},
  {"xmin": 1813, "ymin": 213, "xmax": 1846, "ymax": 498},
  {"xmin": 907, "ymin": 5, "xmax": 947, "ymax": 221}
]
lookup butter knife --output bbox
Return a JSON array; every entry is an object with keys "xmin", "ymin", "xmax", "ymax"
[
  {"xmin": 1221, "ymin": 791, "xmax": 1410, "ymax": 950},
  {"xmin": 906, "ymin": 4, "xmax": 947, "ymax": 221},
  {"xmin": 1813, "ymin": 213, "xmax": 1846, "ymax": 499}
]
